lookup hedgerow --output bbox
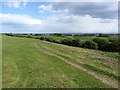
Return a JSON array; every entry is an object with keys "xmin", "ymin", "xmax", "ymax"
[{"xmin": 6, "ymin": 33, "xmax": 119, "ymax": 52}]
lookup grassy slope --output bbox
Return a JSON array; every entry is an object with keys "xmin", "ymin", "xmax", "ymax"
[
  {"xmin": 0, "ymin": 34, "xmax": 2, "ymax": 89},
  {"xmin": 2, "ymin": 35, "xmax": 118, "ymax": 88},
  {"xmin": 39, "ymin": 41, "xmax": 119, "ymax": 77}
]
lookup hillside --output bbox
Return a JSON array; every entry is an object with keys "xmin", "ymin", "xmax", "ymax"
[{"xmin": 2, "ymin": 35, "xmax": 119, "ymax": 88}]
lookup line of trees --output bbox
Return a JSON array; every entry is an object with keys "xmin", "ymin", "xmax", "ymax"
[{"xmin": 6, "ymin": 34, "xmax": 119, "ymax": 52}]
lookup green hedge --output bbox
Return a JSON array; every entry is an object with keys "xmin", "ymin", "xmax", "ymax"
[{"xmin": 6, "ymin": 33, "xmax": 119, "ymax": 52}]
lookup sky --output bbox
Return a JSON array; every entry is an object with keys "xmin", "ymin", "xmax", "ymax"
[{"xmin": 0, "ymin": 0, "xmax": 118, "ymax": 33}]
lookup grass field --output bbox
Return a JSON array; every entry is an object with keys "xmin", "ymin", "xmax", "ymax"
[
  {"xmin": 2, "ymin": 35, "xmax": 119, "ymax": 88},
  {"xmin": 40, "ymin": 35, "xmax": 117, "ymax": 41},
  {"xmin": 0, "ymin": 34, "xmax": 2, "ymax": 89}
]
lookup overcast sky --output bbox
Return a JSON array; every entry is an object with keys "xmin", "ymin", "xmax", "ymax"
[{"xmin": 0, "ymin": 1, "xmax": 118, "ymax": 33}]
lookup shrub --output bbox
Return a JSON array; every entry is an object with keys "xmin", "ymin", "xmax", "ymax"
[
  {"xmin": 93, "ymin": 38, "xmax": 109, "ymax": 50},
  {"xmin": 26, "ymin": 35, "xmax": 31, "ymax": 38},
  {"xmin": 34, "ymin": 36, "xmax": 40, "ymax": 39},
  {"xmin": 40, "ymin": 36, "xmax": 45, "ymax": 40},
  {"xmin": 53, "ymin": 39, "xmax": 61, "ymax": 44},
  {"xmin": 109, "ymin": 39, "xmax": 115, "ymax": 42},
  {"xmin": 6, "ymin": 33, "xmax": 14, "ymax": 36},
  {"xmin": 81, "ymin": 40, "xmax": 98, "ymax": 49},
  {"xmin": 61, "ymin": 39, "xmax": 71, "ymax": 45},
  {"xmin": 61, "ymin": 38, "xmax": 82, "ymax": 47},
  {"xmin": 72, "ymin": 39, "xmax": 82, "ymax": 47},
  {"xmin": 105, "ymin": 39, "xmax": 120, "ymax": 52},
  {"xmin": 45, "ymin": 37, "xmax": 54, "ymax": 42},
  {"xmin": 98, "ymin": 34, "xmax": 110, "ymax": 37}
]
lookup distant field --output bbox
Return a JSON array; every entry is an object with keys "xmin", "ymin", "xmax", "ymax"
[
  {"xmin": 2, "ymin": 35, "xmax": 119, "ymax": 88},
  {"xmin": 40, "ymin": 35, "xmax": 118, "ymax": 41}
]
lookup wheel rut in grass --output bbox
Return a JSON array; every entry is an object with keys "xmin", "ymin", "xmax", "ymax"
[{"xmin": 35, "ymin": 42, "xmax": 118, "ymax": 88}]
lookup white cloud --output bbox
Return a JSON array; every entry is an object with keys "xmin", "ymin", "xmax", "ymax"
[
  {"xmin": 38, "ymin": 4, "xmax": 69, "ymax": 13},
  {"xmin": 38, "ymin": 2, "xmax": 117, "ymax": 19},
  {"xmin": 42, "ymin": 14, "xmax": 118, "ymax": 33},
  {"xmin": 0, "ymin": 13, "xmax": 43, "ymax": 32},
  {"xmin": 1, "ymin": 14, "xmax": 42, "ymax": 25},
  {"xmin": 1, "ymin": 0, "xmax": 119, "ymax": 2},
  {"xmin": 1, "ymin": 13, "xmax": 118, "ymax": 33},
  {"xmin": 38, "ymin": 4, "xmax": 53, "ymax": 12},
  {"xmin": 5, "ymin": 2, "xmax": 21, "ymax": 8},
  {"xmin": 4, "ymin": 0, "xmax": 29, "ymax": 8}
]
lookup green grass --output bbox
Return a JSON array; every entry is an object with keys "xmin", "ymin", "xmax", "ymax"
[
  {"xmin": 0, "ymin": 34, "xmax": 2, "ymax": 89},
  {"xmin": 44, "ymin": 35, "xmax": 65, "ymax": 40},
  {"xmin": 41, "ymin": 35, "xmax": 118, "ymax": 41},
  {"xmin": 2, "ymin": 35, "xmax": 118, "ymax": 88},
  {"xmin": 36, "ymin": 40, "xmax": 118, "ymax": 82},
  {"xmin": 82, "ymin": 64, "xmax": 119, "ymax": 80}
]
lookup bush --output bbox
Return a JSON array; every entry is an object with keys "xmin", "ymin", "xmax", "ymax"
[
  {"xmin": 93, "ymin": 38, "xmax": 109, "ymax": 50},
  {"xmin": 45, "ymin": 37, "xmax": 54, "ymax": 42},
  {"xmin": 52, "ymin": 39, "xmax": 61, "ymax": 44},
  {"xmin": 61, "ymin": 38, "xmax": 82, "ymax": 47},
  {"xmin": 34, "ymin": 36, "xmax": 40, "ymax": 39},
  {"xmin": 61, "ymin": 39, "xmax": 72, "ymax": 46},
  {"xmin": 61, "ymin": 39, "xmax": 74, "ymax": 46},
  {"xmin": 6, "ymin": 33, "xmax": 14, "ymax": 36},
  {"xmin": 98, "ymin": 34, "xmax": 110, "ymax": 37},
  {"xmin": 81, "ymin": 40, "xmax": 98, "ymax": 49},
  {"xmin": 26, "ymin": 35, "xmax": 31, "ymax": 38},
  {"xmin": 105, "ymin": 39, "xmax": 120, "ymax": 52},
  {"xmin": 72, "ymin": 39, "xmax": 82, "ymax": 47},
  {"xmin": 40, "ymin": 36, "xmax": 45, "ymax": 40}
]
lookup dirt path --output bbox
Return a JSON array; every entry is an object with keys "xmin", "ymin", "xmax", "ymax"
[{"xmin": 35, "ymin": 43, "xmax": 118, "ymax": 88}]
